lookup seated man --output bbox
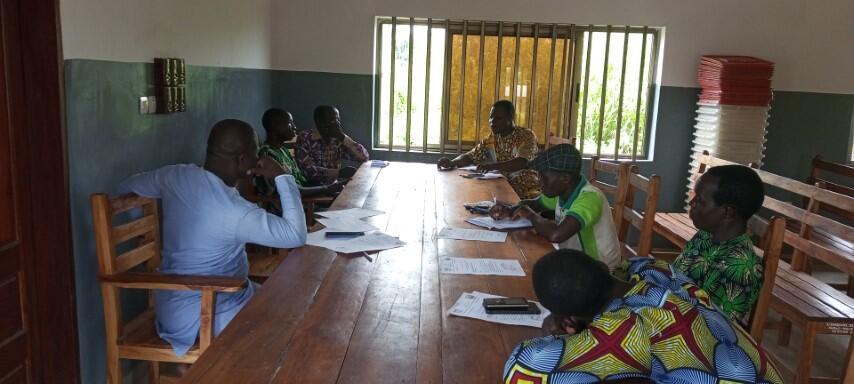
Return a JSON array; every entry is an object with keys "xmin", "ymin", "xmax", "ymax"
[
  {"xmin": 504, "ymin": 250, "xmax": 782, "ymax": 383},
  {"xmin": 490, "ymin": 144, "xmax": 621, "ymax": 271},
  {"xmin": 295, "ymin": 105, "xmax": 369, "ymax": 185},
  {"xmin": 243, "ymin": 108, "xmax": 345, "ymax": 211},
  {"xmin": 117, "ymin": 119, "xmax": 307, "ymax": 357},
  {"xmin": 674, "ymin": 164, "xmax": 765, "ymax": 323},
  {"xmin": 436, "ymin": 100, "xmax": 541, "ymax": 199}
]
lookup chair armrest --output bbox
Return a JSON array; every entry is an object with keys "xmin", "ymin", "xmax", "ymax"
[{"xmin": 100, "ymin": 272, "xmax": 246, "ymax": 292}]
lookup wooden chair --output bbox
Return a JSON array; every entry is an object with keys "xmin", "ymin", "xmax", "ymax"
[
  {"xmin": 588, "ymin": 156, "xmax": 635, "ymax": 221},
  {"xmin": 614, "ymin": 167, "xmax": 661, "ymax": 259},
  {"xmin": 806, "ymin": 155, "xmax": 854, "ymax": 221},
  {"xmin": 91, "ymin": 193, "xmax": 246, "ymax": 384},
  {"xmin": 745, "ymin": 216, "xmax": 785, "ymax": 341}
]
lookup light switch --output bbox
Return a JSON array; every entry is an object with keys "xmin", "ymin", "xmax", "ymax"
[{"xmin": 139, "ymin": 96, "xmax": 150, "ymax": 114}]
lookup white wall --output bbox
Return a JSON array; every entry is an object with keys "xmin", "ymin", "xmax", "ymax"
[
  {"xmin": 60, "ymin": 0, "xmax": 274, "ymax": 69},
  {"xmin": 61, "ymin": 0, "xmax": 854, "ymax": 93},
  {"xmin": 270, "ymin": 0, "xmax": 854, "ymax": 93}
]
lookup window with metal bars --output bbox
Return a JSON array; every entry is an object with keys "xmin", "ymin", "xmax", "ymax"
[{"xmin": 374, "ymin": 17, "xmax": 661, "ymax": 160}]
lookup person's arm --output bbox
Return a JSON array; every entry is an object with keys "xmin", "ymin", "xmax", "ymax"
[
  {"xmin": 340, "ymin": 135, "xmax": 369, "ymax": 162},
  {"xmin": 117, "ymin": 168, "xmax": 163, "ymax": 198},
  {"xmin": 295, "ymin": 135, "xmax": 332, "ymax": 183},
  {"xmin": 236, "ymin": 174, "xmax": 307, "ymax": 248},
  {"xmin": 489, "ymin": 197, "xmax": 547, "ymax": 220},
  {"xmin": 514, "ymin": 191, "xmax": 602, "ymax": 243},
  {"xmin": 477, "ymin": 157, "xmax": 529, "ymax": 173},
  {"xmin": 298, "ymin": 180, "xmax": 345, "ymax": 198}
]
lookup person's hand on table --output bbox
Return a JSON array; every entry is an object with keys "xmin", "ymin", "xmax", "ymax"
[
  {"xmin": 324, "ymin": 180, "xmax": 346, "ymax": 195},
  {"xmin": 489, "ymin": 203, "xmax": 515, "ymax": 220},
  {"xmin": 338, "ymin": 165, "xmax": 357, "ymax": 180},
  {"xmin": 437, "ymin": 157, "xmax": 456, "ymax": 171}
]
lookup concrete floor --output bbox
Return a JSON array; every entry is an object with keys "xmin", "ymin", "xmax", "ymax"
[{"xmin": 760, "ymin": 312, "xmax": 850, "ymax": 383}]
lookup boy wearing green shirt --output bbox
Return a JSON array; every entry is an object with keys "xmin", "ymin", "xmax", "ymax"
[
  {"xmin": 675, "ymin": 164, "xmax": 765, "ymax": 323},
  {"xmin": 490, "ymin": 144, "xmax": 621, "ymax": 271}
]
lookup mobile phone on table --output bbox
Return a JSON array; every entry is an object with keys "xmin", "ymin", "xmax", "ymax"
[
  {"xmin": 325, "ymin": 231, "xmax": 365, "ymax": 238},
  {"xmin": 482, "ymin": 297, "xmax": 541, "ymax": 315}
]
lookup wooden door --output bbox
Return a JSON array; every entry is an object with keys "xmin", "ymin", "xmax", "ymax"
[
  {"xmin": 0, "ymin": 1, "xmax": 32, "ymax": 380},
  {"xmin": 0, "ymin": 0, "xmax": 79, "ymax": 382}
]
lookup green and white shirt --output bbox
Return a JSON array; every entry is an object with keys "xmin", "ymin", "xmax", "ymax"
[{"xmin": 538, "ymin": 178, "xmax": 621, "ymax": 270}]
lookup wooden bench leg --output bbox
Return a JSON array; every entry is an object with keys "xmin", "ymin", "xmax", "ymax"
[
  {"xmin": 844, "ymin": 333, "xmax": 854, "ymax": 383},
  {"xmin": 148, "ymin": 362, "xmax": 159, "ymax": 384},
  {"xmin": 778, "ymin": 318, "xmax": 792, "ymax": 346},
  {"xmin": 847, "ymin": 276, "xmax": 854, "ymax": 298},
  {"xmin": 795, "ymin": 322, "xmax": 818, "ymax": 384}
]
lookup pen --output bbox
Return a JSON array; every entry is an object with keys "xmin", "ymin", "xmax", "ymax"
[{"xmin": 362, "ymin": 252, "xmax": 374, "ymax": 262}]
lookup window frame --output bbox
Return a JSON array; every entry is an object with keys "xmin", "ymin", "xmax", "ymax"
[{"xmin": 372, "ymin": 17, "xmax": 663, "ymax": 160}]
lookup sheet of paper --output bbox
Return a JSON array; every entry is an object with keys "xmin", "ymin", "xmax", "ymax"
[
  {"xmin": 370, "ymin": 160, "xmax": 390, "ymax": 168},
  {"xmin": 458, "ymin": 165, "xmax": 479, "ymax": 171},
  {"xmin": 315, "ymin": 208, "xmax": 385, "ymax": 220},
  {"xmin": 439, "ymin": 257, "xmax": 525, "ymax": 276},
  {"xmin": 316, "ymin": 217, "xmax": 379, "ymax": 232},
  {"xmin": 306, "ymin": 229, "xmax": 405, "ymax": 254},
  {"xmin": 448, "ymin": 291, "xmax": 550, "ymax": 328},
  {"xmin": 460, "ymin": 172, "xmax": 504, "ymax": 180},
  {"xmin": 465, "ymin": 216, "xmax": 533, "ymax": 230},
  {"xmin": 438, "ymin": 227, "xmax": 507, "ymax": 243}
]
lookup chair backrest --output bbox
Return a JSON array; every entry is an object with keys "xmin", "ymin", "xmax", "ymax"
[
  {"xmin": 807, "ymin": 155, "xmax": 854, "ymax": 221},
  {"xmin": 588, "ymin": 156, "xmax": 624, "ymax": 204},
  {"xmin": 91, "ymin": 193, "xmax": 162, "ymax": 276},
  {"xmin": 746, "ymin": 215, "xmax": 785, "ymax": 342},
  {"xmin": 616, "ymin": 168, "xmax": 661, "ymax": 258}
]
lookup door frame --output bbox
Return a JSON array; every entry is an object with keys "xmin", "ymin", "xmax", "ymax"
[{"xmin": 2, "ymin": 0, "xmax": 79, "ymax": 381}]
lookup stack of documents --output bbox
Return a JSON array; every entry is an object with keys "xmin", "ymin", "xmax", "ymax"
[
  {"xmin": 438, "ymin": 227, "xmax": 507, "ymax": 243},
  {"xmin": 370, "ymin": 160, "xmax": 390, "ymax": 168},
  {"xmin": 466, "ymin": 216, "xmax": 532, "ymax": 230},
  {"xmin": 448, "ymin": 291, "xmax": 550, "ymax": 328},
  {"xmin": 460, "ymin": 172, "xmax": 504, "ymax": 180},
  {"xmin": 308, "ymin": 208, "xmax": 405, "ymax": 253},
  {"xmin": 439, "ymin": 257, "xmax": 525, "ymax": 276}
]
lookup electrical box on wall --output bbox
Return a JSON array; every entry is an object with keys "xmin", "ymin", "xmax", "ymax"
[{"xmin": 152, "ymin": 58, "xmax": 187, "ymax": 113}]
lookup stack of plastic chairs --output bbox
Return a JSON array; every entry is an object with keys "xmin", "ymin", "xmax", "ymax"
[{"xmin": 686, "ymin": 55, "xmax": 775, "ymax": 206}]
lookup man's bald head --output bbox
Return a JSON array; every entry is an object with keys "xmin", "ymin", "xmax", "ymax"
[
  {"xmin": 204, "ymin": 119, "xmax": 260, "ymax": 187},
  {"xmin": 206, "ymin": 119, "xmax": 257, "ymax": 158}
]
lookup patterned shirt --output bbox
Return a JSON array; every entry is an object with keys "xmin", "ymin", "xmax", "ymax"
[
  {"xmin": 673, "ymin": 230, "xmax": 762, "ymax": 323},
  {"xmin": 503, "ymin": 258, "xmax": 782, "ymax": 384},
  {"xmin": 466, "ymin": 127, "xmax": 540, "ymax": 199},
  {"xmin": 295, "ymin": 130, "xmax": 369, "ymax": 184},
  {"xmin": 259, "ymin": 144, "xmax": 307, "ymax": 187}
]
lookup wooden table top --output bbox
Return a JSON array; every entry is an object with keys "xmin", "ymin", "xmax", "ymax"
[{"xmin": 180, "ymin": 162, "xmax": 556, "ymax": 383}]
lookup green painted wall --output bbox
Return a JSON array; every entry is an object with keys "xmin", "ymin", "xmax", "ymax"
[{"xmin": 65, "ymin": 60, "xmax": 853, "ymax": 383}]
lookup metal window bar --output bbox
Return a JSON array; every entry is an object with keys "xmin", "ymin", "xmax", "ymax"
[
  {"xmin": 543, "ymin": 24, "xmax": 558, "ymax": 149},
  {"xmin": 387, "ymin": 17, "xmax": 396, "ymax": 152},
  {"xmin": 373, "ymin": 18, "xmax": 658, "ymax": 158},
  {"xmin": 578, "ymin": 27, "xmax": 594, "ymax": 154},
  {"xmin": 457, "ymin": 20, "xmax": 468, "ymax": 154},
  {"xmin": 475, "ymin": 21, "xmax": 486, "ymax": 144},
  {"xmin": 422, "ymin": 18, "xmax": 432, "ymax": 153},
  {"xmin": 614, "ymin": 26, "xmax": 630, "ymax": 160},
  {"xmin": 405, "ymin": 17, "xmax": 415, "ymax": 152},
  {"xmin": 596, "ymin": 26, "xmax": 611, "ymax": 157},
  {"xmin": 632, "ymin": 27, "xmax": 649, "ymax": 161}
]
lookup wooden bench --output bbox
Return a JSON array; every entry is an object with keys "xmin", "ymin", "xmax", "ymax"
[{"xmin": 653, "ymin": 151, "xmax": 854, "ymax": 383}]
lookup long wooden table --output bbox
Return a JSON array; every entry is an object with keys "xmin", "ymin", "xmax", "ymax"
[{"xmin": 180, "ymin": 162, "xmax": 556, "ymax": 383}]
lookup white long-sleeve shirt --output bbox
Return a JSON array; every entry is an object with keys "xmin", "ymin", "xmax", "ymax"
[{"xmin": 118, "ymin": 164, "xmax": 306, "ymax": 356}]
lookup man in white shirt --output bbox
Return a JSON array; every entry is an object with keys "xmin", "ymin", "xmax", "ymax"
[{"xmin": 118, "ymin": 119, "xmax": 307, "ymax": 356}]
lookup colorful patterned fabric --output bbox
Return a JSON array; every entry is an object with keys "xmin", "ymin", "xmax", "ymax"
[
  {"xmin": 673, "ymin": 230, "xmax": 762, "ymax": 323},
  {"xmin": 537, "ymin": 179, "xmax": 621, "ymax": 271},
  {"xmin": 294, "ymin": 130, "xmax": 369, "ymax": 184},
  {"xmin": 466, "ymin": 126, "xmax": 540, "ymax": 199},
  {"xmin": 259, "ymin": 144, "xmax": 307, "ymax": 187},
  {"xmin": 503, "ymin": 258, "xmax": 782, "ymax": 384}
]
